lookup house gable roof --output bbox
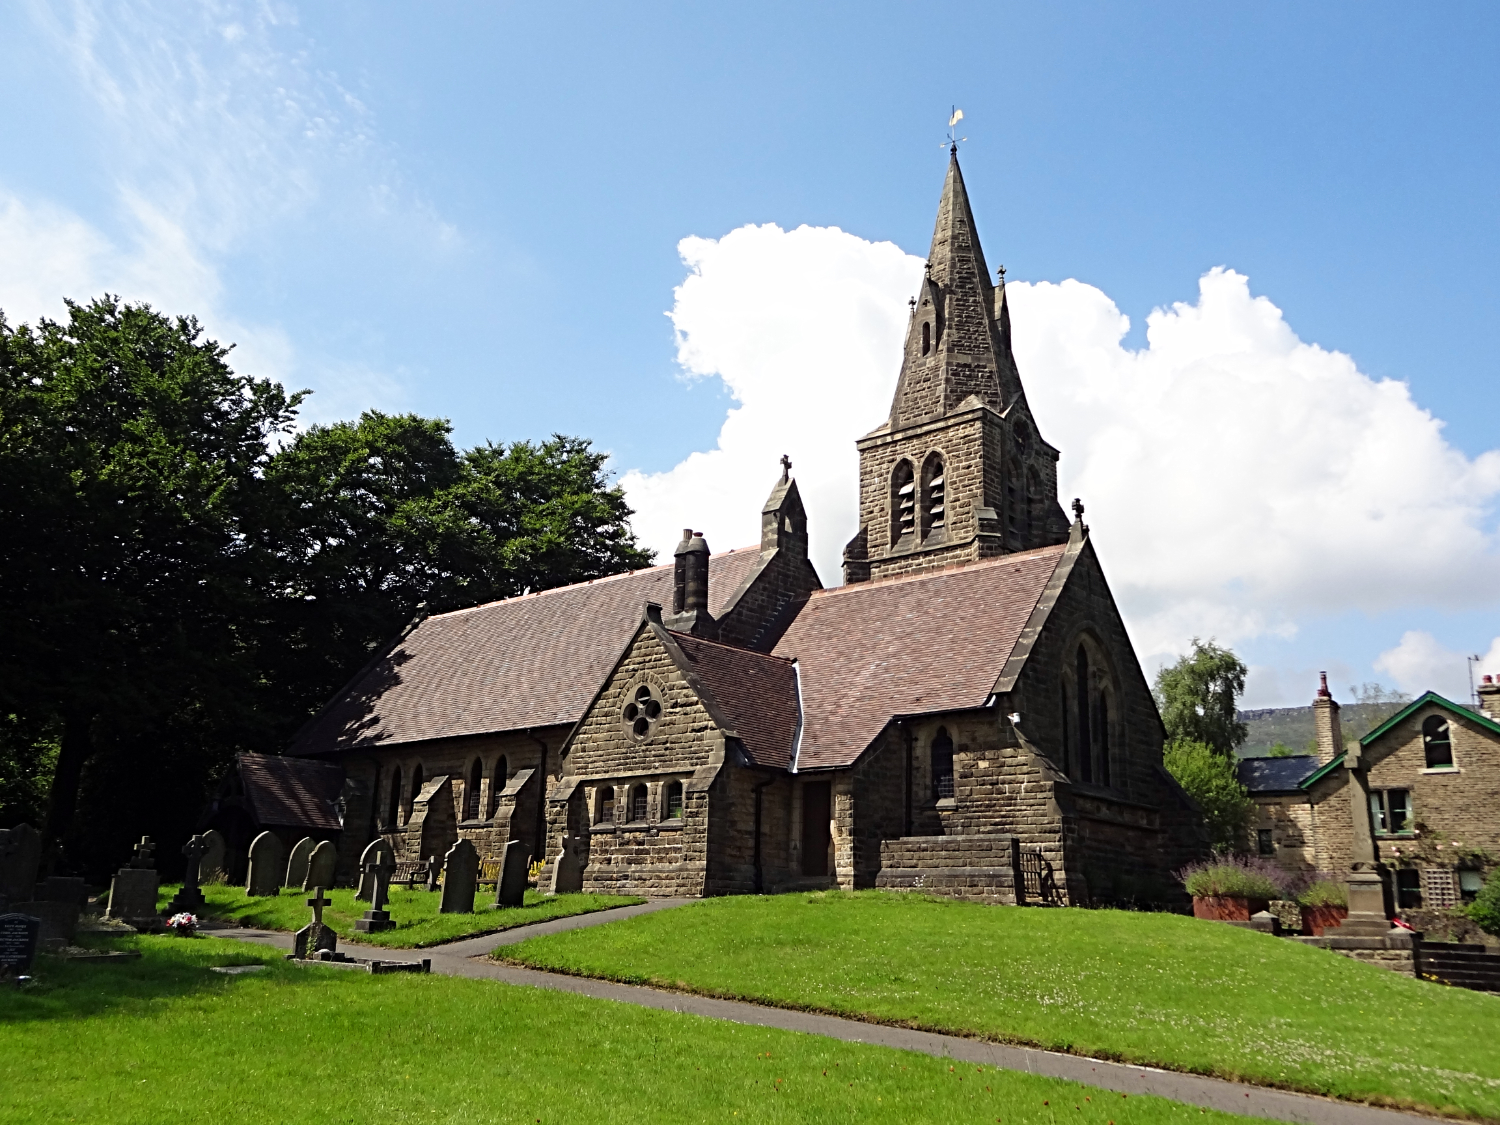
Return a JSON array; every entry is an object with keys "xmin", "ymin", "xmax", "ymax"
[
  {"xmin": 290, "ymin": 548, "xmax": 763, "ymax": 754},
  {"xmin": 773, "ymin": 541, "xmax": 1070, "ymax": 769},
  {"xmin": 1359, "ymin": 690, "xmax": 1500, "ymax": 747}
]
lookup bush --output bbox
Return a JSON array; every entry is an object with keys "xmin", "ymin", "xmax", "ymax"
[
  {"xmin": 1469, "ymin": 868, "xmax": 1500, "ymax": 936},
  {"xmin": 1178, "ymin": 854, "xmax": 1288, "ymax": 899},
  {"xmin": 1296, "ymin": 878, "xmax": 1348, "ymax": 908},
  {"xmin": 1163, "ymin": 738, "xmax": 1254, "ymax": 852}
]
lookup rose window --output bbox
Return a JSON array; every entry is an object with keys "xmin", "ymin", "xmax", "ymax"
[{"xmin": 623, "ymin": 684, "xmax": 664, "ymax": 740}]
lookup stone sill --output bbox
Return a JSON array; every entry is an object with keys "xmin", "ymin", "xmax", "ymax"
[
  {"xmin": 1421, "ymin": 767, "xmax": 1461, "ymax": 775},
  {"xmin": 935, "ymin": 797, "xmax": 957, "ymax": 810},
  {"xmin": 457, "ymin": 819, "xmax": 495, "ymax": 829}
]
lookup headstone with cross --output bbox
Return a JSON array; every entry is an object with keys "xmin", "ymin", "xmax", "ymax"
[
  {"xmin": 293, "ymin": 886, "xmax": 338, "ymax": 958},
  {"xmin": 165, "ymin": 834, "xmax": 211, "ymax": 916},
  {"xmin": 198, "ymin": 829, "xmax": 226, "ymax": 884},
  {"xmin": 355, "ymin": 839, "xmax": 396, "ymax": 933},
  {"xmin": 129, "ymin": 836, "xmax": 156, "ymax": 870}
]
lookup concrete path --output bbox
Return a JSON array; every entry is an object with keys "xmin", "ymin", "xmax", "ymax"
[{"xmin": 212, "ymin": 904, "xmax": 1448, "ymax": 1125}]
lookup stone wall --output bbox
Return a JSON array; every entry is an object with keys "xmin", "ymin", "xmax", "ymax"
[{"xmin": 875, "ymin": 834, "xmax": 1022, "ymax": 904}]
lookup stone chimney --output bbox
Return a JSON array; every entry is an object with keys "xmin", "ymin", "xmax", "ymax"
[
  {"xmin": 1478, "ymin": 674, "xmax": 1500, "ymax": 720},
  {"xmin": 1312, "ymin": 671, "xmax": 1344, "ymax": 764},
  {"xmin": 665, "ymin": 530, "xmax": 714, "ymax": 636}
]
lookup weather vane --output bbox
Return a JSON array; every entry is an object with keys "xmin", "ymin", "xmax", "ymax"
[{"xmin": 943, "ymin": 107, "xmax": 967, "ymax": 152}]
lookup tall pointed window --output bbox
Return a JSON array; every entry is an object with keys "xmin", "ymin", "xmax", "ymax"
[
  {"xmin": 631, "ymin": 784, "xmax": 650, "ymax": 823},
  {"xmin": 465, "ymin": 758, "xmax": 483, "ymax": 820},
  {"xmin": 931, "ymin": 727, "xmax": 955, "ymax": 800},
  {"xmin": 921, "ymin": 454, "xmax": 946, "ymax": 539},
  {"xmin": 408, "ymin": 764, "xmax": 424, "ymax": 823},
  {"xmin": 490, "ymin": 756, "xmax": 508, "ymax": 817},
  {"xmin": 1095, "ymin": 690, "xmax": 1111, "ymax": 788},
  {"xmin": 891, "ymin": 460, "xmax": 916, "ymax": 544},
  {"xmin": 921, "ymin": 320, "xmax": 931, "ymax": 355},
  {"xmin": 1075, "ymin": 647, "xmax": 1094, "ymax": 784},
  {"xmin": 597, "ymin": 786, "xmax": 615, "ymax": 825},
  {"xmin": 387, "ymin": 767, "xmax": 401, "ymax": 828}
]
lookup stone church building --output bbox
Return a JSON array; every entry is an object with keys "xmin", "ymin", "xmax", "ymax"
[{"xmin": 286, "ymin": 151, "xmax": 1207, "ymax": 906}]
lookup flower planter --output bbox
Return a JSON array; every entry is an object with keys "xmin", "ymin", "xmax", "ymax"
[
  {"xmin": 1192, "ymin": 895, "xmax": 1270, "ymax": 922},
  {"xmin": 1300, "ymin": 904, "xmax": 1348, "ymax": 936}
]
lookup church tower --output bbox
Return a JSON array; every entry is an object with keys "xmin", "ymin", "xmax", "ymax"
[{"xmin": 843, "ymin": 149, "xmax": 1071, "ymax": 584}]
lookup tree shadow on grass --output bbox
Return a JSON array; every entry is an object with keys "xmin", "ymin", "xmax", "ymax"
[{"xmin": 0, "ymin": 934, "xmax": 334, "ymax": 1024}]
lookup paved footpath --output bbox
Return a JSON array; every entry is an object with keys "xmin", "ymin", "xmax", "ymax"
[{"xmin": 213, "ymin": 902, "xmax": 1447, "ymax": 1125}]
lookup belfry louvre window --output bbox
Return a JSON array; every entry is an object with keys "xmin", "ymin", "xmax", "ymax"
[
  {"xmin": 921, "ymin": 454, "xmax": 946, "ymax": 538},
  {"xmin": 931, "ymin": 727, "xmax": 955, "ymax": 800},
  {"xmin": 1423, "ymin": 715, "xmax": 1455, "ymax": 769},
  {"xmin": 664, "ymin": 780, "xmax": 684, "ymax": 820},
  {"xmin": 1370, "ymin": 788, "xmax": 1411, "ymax": 834},
  {"xmin": 892, "ymin": 461, "xmax": 916, "ymax": 543}
]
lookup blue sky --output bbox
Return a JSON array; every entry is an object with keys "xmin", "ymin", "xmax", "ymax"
[{"xmin": 3, "ymin": 2, "xmax": 1499, "ymax": 707}]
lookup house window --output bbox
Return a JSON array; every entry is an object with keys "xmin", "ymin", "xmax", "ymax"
[
  {"xmin": 921, "ymin": 454, "xmax": 945, "ymax": 538},
  {"xmin": 630, "ymin": 784, "xmax": 649, "ymax": 822},
  {"xmin": 597, "ymin": 786, "xmax": 615, "ymax": 825},
  {"xmin": 1257, "ymin": 829, "xmax": 1274, "ymax": 856},
  {"xmin": 664, "ymin": 780, "xmax": 684, "ymax": 820},
  {"xmin": 1460, "ymin": 869, "xmax": 1485, "ymax": 903},
  {"xmin": 931, "ymin": 727, "xmax": 954, "ymax": 800},
  {"xmin": 1422, "ymin": 715, "xmax": 1455, "ymax": 769},
  {"xmin": 1396, "ymin": 868, "xmax": 1423, "ymax": 909},
  {"xmin": 891, "ymin": 460, "xmax": 916, "ymax": 544},
  {"xmin": 466, "ymin": 758, "xmax": 483, "ymax": 820},
  {"xmin": 1369, "ymin": 788, "xmax": 1411, "ymax": 834}
]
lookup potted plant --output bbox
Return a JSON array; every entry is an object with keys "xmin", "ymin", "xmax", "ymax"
[
  {"xmin": 1296, "ymin": 876, "xmax": 1348, "ymax": 935},
  {"xmin": 1179, "ymin": 856, "xmax": 1285, "ymax": 922}
]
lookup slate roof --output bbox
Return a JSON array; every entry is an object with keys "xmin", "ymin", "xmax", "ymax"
[
  {"xmin": 774, "ymin": 543, "xmax": 1068, "ymax": 770},
  {"xmin": 669, "ymin": 631, "xmax": 800, "ymax": 770},
  {"xmin": 291, "ymin": 549, "xmax": 763, "ymax": 754},
  {"xmin": 238, "ymin": 753, "xmax": 345, "ymax": 832},
  {"xmin": 1236, "ymin": 755, "xmax": 1322, "ymax": 794}
]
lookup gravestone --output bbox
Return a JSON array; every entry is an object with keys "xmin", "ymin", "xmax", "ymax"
[
  {"xmin": 355, "ymin": 839, "xmax": 385, "ymax": 901},
  {"xmin": 165, "ymin": 834, "xmax": 211, "ymax": 915},
  {"xmin": 108, "ymin": 837, "xmax": 160, "ymax": 929},
  {"xmin": 549, "ymin": 835, "xmax": 583, "ymax": 895},
  {"xmin": 439, "ymin": 839, "xmax": 478, "ymax": 914},
  {"xmin": 198, "ymin": 829, "xmax": 227, "ymax": 883},
  {"xmin": 0, "ymin": 822, "xmax": 42, "ymax": 905},
  {"xmin": 355, "ymin": 839, "xmax": 396, "ymax": 933},
  {"xmin": 304, "ymin": 840, "xmax": 337, "ymax": 891},
  {"xmin": 10, "ymin": 899, "xmax": 76, "ymax": 946},
  {"xmin": 292, "ymin": 887, "xmax": 338, "ymax": 959},
  {"xmin": 246, "ymin": 831, "xmax": 286, "ymax": 897},
  {"xmin": 285, "ymin": 837, "xmax": 314, "ymax": 889},
  {"xmin": 495, "ymin": 839, "xmax": 531, "ymax": 908},
  {"xmin": 425, "ymin": 858, "xmax": 441, "ymax": 893},
  {"xmin": 0, "ymin": 913, "xmax": 41, "ymax": 977}
]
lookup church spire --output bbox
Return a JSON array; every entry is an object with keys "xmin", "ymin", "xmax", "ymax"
[{"xmin": 888, "ymin": 150, "xmax": 1024, "ymax": 429}]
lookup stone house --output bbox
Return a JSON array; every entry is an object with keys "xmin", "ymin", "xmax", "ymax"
[
  {"xmin": 1240, "ymin": 674, "xmax": 1500, "ymax": 911},
  {"xmin": 287, "ymin": 149, "xmax": 1207, "ymax": 904}
]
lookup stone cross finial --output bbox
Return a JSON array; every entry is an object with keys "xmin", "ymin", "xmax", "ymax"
[
  {"xmin": 997, "ymin": 265, "xmax": 1006, "ymax": 283},
  {"xmin": 306, "ymin": 887, "xmax": 331, "ymax": 926},
  {"xmin": 1071, "ymin": 498, "xmax": 1085, "ymax": 523},
  {"xmin": 780, "ymin": 454, "xmax": 791, "ymax": 481},
  {"xmin": 908, "ymin": 296, "xmax": 915, "ymax": 310},
  {"xmin": 131, "ymin": 837, "xmax": 155, "ymax": 868}
]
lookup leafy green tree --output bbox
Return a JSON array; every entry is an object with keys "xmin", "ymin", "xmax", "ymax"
[
  {"xmin": 0, "ymin": 297, "xmax": 301, "ymax": 847},
  {"xmin": 1163, "ymin": 739, "xmax": 1254, "ymax": 853},
  {"xmin": 1469, "ymin": 868, "xmax": 1500, "ymax": 937},
  {"xmin": 1154, "ymin": 638, "xmax": 1248, "ymax": 757}
]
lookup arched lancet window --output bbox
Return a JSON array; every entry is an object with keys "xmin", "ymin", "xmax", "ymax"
[
  {"xmin": 921, "ymin": 453, "xmax": 946, "ymax": 539},
  {"xmin": 1423, "ymin": 715, "xmax": 1454, "ymax": 769},
  {"xmin": 891, "ymin": 460, "xmax": 916, "ymax": 544},
  {"xmin": 1075, "ymin": 647, "xmax": 1094, "ymax": 784},
  {"xmin": 466, "ymin": 758, "xmax": 483, "ymax": 820},
  {"xmin": 597, "ymin": 786, "xmax": 615, "ymax": 825},
  {"xmin": 408, "ymin": 764, "xmax": 424, "ymax": 824},
  {"xmin": 489, "ymin": 756, "xmax": 508, "ymax": 818},
  {"xmin": 1059, "ymin": 683, "xmax": 1071, "ymax": 775},
  {"xmin": 1095, "ymin": 689, "xmax": 1111, "ymax": 788},
  {"xmin": 630, "ymin": 783, "xmax": 649, "ymax": 822},
  {"xmin": 931, "ymin": 727, "xmax": 954, "ymax": 800},
  {"xmin": 664, "ymin": 779, "xmax": 684, "ymax": 820},
  {"xmin": 921, "ymin": 320, "xmax": 931, "ymax": 355},
  {"xmin": 388, "ymin": 766, "xmax": 402, "ymax": 827},
  {"xmin": 1027, "ymin": 467, "xmax": 1042, "ymax": 542}
]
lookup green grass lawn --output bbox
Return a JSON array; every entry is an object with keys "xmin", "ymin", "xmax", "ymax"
[
  {"xmin": 0, "ymin": 935, "xmax": 1260, "ymax": 1125},
  {"xmin": 160, "ymin": 882, "xmax": 643, "ymax": 948},
  {"xmin": 501, "ymin": 890, "xmax": 1500, "ymax": 1120}
]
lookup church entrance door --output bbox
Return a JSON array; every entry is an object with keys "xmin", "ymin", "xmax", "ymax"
[{"xmin": 801, "ymin": 781, "xmax": 831, "ymax": 876}]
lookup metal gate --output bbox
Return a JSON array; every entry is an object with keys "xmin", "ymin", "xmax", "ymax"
[{"xmin": 1019, "ymin": 850, "xmax": 1063, "ymax": 906}]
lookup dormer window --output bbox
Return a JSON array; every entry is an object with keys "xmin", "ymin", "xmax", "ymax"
[
  {"xmin": 891, "ymin": 460, "xmax": 916, "ymax": 544},
  {"xmin": 1423, "ymin": 715, "xmax": 1454, "ymax": 769},
  {"xmin": 921, "ymin": 453, "xmax": 946, "ymax": 539}
]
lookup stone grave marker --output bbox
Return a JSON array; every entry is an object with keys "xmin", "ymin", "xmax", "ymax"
[
  {"xmin": 285, "ymin": 837, "xmax": 314, "ymax": 889},
  {"xmin": 0, "ymin": 912, "xmax": 41, "ymax": 977},
  {"xmin": 198, "ymin": 829, "xmax": 227, "ymax": 883},
  {"xmin": 293, "ymin": 887, "xmax": 339, "ymax": 959},
  {"xmin": 165, "ymin": 834, "xmax": 211, "ymax": 916},
  {"xmin": 495, "ymin": 839, "xmax": 531, "ymax": 908},
  {"xmin": 355, "ymin": 839, "xmax": 396, "ymax": 933},
  {"xmin": 107, "ymin": 840, "xmax": 160, "ymax": 929},
  {"xmin": 439, "ymin": 839, "xmax": 478, "ymax": 914},
  {"xmin": 355, "ymin": 839, "xmax": 385, "ymax": 901},
  {"xmin": 549, "ymin": 835, "xmax": 583, "ymax": 894},
  {"xmin": 246, "ymin": 831, "xmax": 286, "ymax": 897},
  {"xmin": 128, "ymin": 836, "xmax": 156, "ymax": 868},
  {"xmin": 304, "ymin": 840, "xmax": 337, "ymax": 891},
  {"xmin": 0, "ymin": 822, "xmax": 42, "ymax": 905}
]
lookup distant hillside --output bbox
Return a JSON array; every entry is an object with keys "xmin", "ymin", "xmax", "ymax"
[{"xmin": 1236, "ymin": 698, "xmax": 1419, "ymax": 757}]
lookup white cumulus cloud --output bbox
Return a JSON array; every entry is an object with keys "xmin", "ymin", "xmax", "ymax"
[
  {"xmin": 1374, "ymin": 631, "xmax": 1500, "ymax": 701},
  {"xmin": 624, "ymin": 224, "xmax": 1500, "ymax": 668}
]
